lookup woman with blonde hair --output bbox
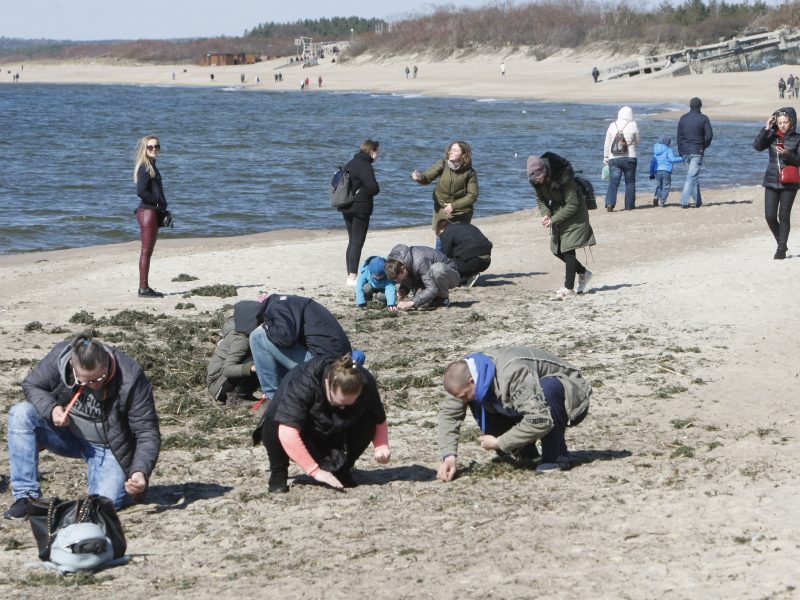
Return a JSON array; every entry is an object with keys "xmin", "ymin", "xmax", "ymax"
[
  {"xmin": 133, "ymin": 134, "xmax": 168, "ymax": 298},
  {"xmin": 256, "ymin": 353, "xmax": 391, "ymax": 493},
  {"xmin": 411, "ymin": 140, "xmax": 479, "ymax": 244}
]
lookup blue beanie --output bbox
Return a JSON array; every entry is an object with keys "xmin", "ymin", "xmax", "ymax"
[
  {"xmin": 368, "ymin": 257, "xmax": 387, "ymax": 277},
  {"xmin": 351, "ymin": 349, "xmax": 366, "ymax": 366}
]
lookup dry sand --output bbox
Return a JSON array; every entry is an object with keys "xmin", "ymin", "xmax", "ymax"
[{"xmin": 1, "ymin": 52, "xmax": 799, "ymax": 598}]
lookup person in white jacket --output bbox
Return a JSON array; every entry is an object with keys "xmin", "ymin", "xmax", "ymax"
[{"xmin": 603, "ymin": 106, "xmax": 641, "ymax": 211}]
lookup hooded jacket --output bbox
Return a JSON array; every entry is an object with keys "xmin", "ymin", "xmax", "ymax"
[
  {"xmin": 415, "ymin": 159, "xmax": 479, "ymax": 228},
  {"xmin": 604, "ymin": 106, "xmax": 641, "ymax": 160},
  {"xmin": 677, "ymin": 100, "xmax": 713, "ymax": 156},
  {"xmin": 650, "ymin": 136, "xmax": 684, "ymax": 175},
  {"xmin": 207, "ymin": 300, "xmax": 262, "ymax": 399},
  {"xmin": 340, "ymin": 151, "xmax": 380, "ymax": 216},
  {"xmin": 530, "ymin": 152, "xmax": 596, "ymax": 255},
  {"xmin": 437, "ymin": 347, "xmax": 592, "ymax": 456},
  {"xmin": 355, "ymin": 255, "xmax": 397, "ymax": 307},
  {"xmin": 21, "ymin": 341, "xmax": 161, "ymax": 484},
  {"xmin": 753, "ymin": 106, "xmax": 800, "ymax": 190},
  {"xmin": 260, "ymin": 294, "xmax": 351, "ymax": 357},
  {"xmin": 386, "ymin": 244, "xmax": 458, "ymax": 307}
]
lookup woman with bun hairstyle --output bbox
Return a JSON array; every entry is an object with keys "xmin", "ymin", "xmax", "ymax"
[
  {"xmin": 256, "ymin": 353, "xmax": 391, "ymax": 494},
  {"xmin": 133, "ymin": 134, "xmax": 168, "ymax": 298},
  {"xmin": 753, "ymin": 107, "xmax": 800, "ymax": 259}
]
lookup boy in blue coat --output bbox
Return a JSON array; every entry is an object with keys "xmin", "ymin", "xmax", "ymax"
[
  {"xmin": 355, "ymin": 256, "xmax": 397, "ymax": 311},
  {"xmin": 649, "ymin": 136, "xmax": 684, "ymax": 207}
]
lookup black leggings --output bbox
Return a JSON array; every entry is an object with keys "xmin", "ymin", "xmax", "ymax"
[
  {"xmin": 554, "ymin": 249, "xmax": 586, "ymax": 290},
  {"xmin": 764, "ymin": 188, "xmax": 797, "ymax": 250},
  {"xmin": 343, "ymin": 213, "xmax": 371, "ymax": 274}
]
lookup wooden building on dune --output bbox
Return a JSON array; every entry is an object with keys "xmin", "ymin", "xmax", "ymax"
[{"xmin": 202, "ymin": 53, "xmax": 258, "ymax": 66}]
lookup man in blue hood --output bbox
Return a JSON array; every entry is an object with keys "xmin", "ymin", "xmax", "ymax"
[{"xmin": 437, "ymin": 346, "xmax": 591, "ymax": 481}]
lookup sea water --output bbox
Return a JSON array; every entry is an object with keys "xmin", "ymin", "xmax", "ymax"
[{"xmin": 0, "ymin": 84, "xmax": 762, "ymax": 254}]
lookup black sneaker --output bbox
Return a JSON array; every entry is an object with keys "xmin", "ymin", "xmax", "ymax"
[
  {"xmin": 3, "ymin": 497, "xmax": 30, "ymax": 520},
  {"xmin": 138, "ymin": 287, "xmax": 164, "ymax": 298},
  {"xmin": 268, "ymin": 470, "xmax": 289, "ymax": 494}
]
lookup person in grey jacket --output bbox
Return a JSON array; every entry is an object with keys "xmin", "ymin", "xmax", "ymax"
[
  {"xmin": 207, "ymin": 300, "xmax": 262, "ymax": 405},
  {"xmin": 676, "ymin": 97, "xmax": 713, "ymax": 208},
  {"xmin": 437, "ymin": 346, "xmax": 591, "ymax": 482},
  {"xmin": 385, "ymin": 243, "xmax": 460, "ymax": 309},
  {"xmin": 4, "ymin": 332, "xmax": 161, "ymax": 519}
]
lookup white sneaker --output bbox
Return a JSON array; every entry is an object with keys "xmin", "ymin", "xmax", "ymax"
[
  {"xmin": 576, "ymin": 270, "xmax": 593, "ymax": 294},
  {"xmin": 552, "ymin": 287, "xmax": 575, "ymax": 301},
  {"xmin": 345, "ymin": 275, "xmax": 357, "ymax": 286}
]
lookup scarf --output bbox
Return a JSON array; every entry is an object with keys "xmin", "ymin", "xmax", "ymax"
[{"xmin": 447, "ymin": 160, "xmax": 462, "ymax": 171}]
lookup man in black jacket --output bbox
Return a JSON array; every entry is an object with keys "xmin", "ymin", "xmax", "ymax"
[
  {"xmin": 248, "ymin": 293, "xmax": 353, "ymax": 400},
  {"xmin": 435, "ymin": 219, "xmax": 493, "ymax": 287},
  {"xmin": 677, "ymin": 97, "xmax": 713, "ymax": 208},
  {"xmin": 4, "ymin": 333, "xmax": 161, "ymax": 520}
]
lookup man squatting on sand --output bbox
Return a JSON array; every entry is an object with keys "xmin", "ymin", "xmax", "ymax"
[
  {"xmin": 385, "ymin": 243, "xmax": 461, "ymax": 309},
  {"xmin": 437, "ymin": 346, "xmax": 591, "ymax": 482}
]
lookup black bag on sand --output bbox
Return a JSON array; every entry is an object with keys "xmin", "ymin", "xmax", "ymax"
[{"xmin": 28, "ymin": 495, "xmax": 127, "ymax": 561}]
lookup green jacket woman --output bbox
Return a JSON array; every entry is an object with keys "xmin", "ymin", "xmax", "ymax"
[{"xmin": 412, "ymin": 141, "xmax": 479, "ymax": 229}]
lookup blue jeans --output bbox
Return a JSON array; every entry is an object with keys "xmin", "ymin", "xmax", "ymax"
[
  {"xmin": 7, "ymin": 402, "xmax": 131, "ymax": 508},
  {"xmin": 249, "ymin": 326, "xmax": 313, "ymax": 399},
  {"xmin": 680, "ymin": 154, "xmax": 703, "ymax": 207},
  {"xmin": 654, "ymin": 171, "xmax": 672, "ymax": 206},
  {"xmin": 605, "ymin": 157, "xmax": 637, "ymax": 210}
]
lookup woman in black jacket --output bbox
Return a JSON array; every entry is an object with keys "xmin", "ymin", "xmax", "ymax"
[
  {"xmin": 133, "ymin": 134, "xmax": 168, "ymax": 297},
  {"xmin": 340, "ymin": 140, "xmax": 380, "ymax": 285},
  {"xmin": 258, "ymin": 353, "xmax": 391, "ymax": 493},
  {"xmin": 753, "ymin": 107, "xmax": 800, "ymax": 259}
]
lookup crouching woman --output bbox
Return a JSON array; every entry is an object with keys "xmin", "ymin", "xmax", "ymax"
[{"xmin": 256, "ymin": 353, "xmax": 391, "ymax": 493}]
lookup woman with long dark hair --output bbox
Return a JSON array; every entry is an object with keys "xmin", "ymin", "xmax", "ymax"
[
  {"xmin": 133, "ymin": 134, "xmax": 167, "ymax": 297},
  {"xmin": 753, "ymin": 107, "xmax": 800, "ymax": 259}
]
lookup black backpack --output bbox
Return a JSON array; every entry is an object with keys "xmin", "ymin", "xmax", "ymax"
[
  {"xmin": 329, "ymin": 166, "xmax": 355, "ymax": 208},
  {"xmin": 574, "ymin": 174, "xmax": 597, "ymax": 210}
]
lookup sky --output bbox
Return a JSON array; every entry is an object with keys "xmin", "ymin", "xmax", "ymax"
[{"xmin": 0, "ymin": 0, "xmax": 497, "ymax": 41}]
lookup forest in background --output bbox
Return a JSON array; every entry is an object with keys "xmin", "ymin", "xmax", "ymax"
[{"xmin": 2, "ymin": 0, "xmax": 799, "ymax": 63}]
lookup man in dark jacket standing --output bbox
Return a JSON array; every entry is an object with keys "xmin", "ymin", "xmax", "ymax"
[
  {"xmin": 248, "ymin": 293, "xmax": 353, "ymax": 400},
  {"xmin": 435, "ymin": 219, "xmax": 493, "ymax": 287},
  {"xmin": 677, "ymin": 97, "xmax": 713, "ymax": 208},
  {"xmin": 4, "ymin": 333, "xmax": 161, "ymax": 519}
]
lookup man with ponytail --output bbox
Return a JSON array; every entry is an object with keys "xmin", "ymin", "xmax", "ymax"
[
  {"xmin": 256, "ymin": 352, "xmax": 390, "ymax": 493},
  {"xmin": 4, "ymin": 332, "xmax": 161, "ymax": 520}
]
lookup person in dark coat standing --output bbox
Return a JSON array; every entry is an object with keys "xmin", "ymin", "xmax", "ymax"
[
  {"xmin": 248, "ymin": 293, "xmax": 355, "ymax": 401},
  {"xmin": 592, "ymin": 66, "xmax": 600, "ymax": 83},
  {"xmin": 340, "ymin": 140, "xmax": 380, "ymax": 286},
  {"xmin": 676, "ymin": 97, "xmax": 713, "ymax": 208},
  {"xmin": 435, "ymin": 219, "xmax": 493, "ymax": 287},
  {"xmin": 257, "ymin": 353, "xmax": 391, "ymax": 493},
  {"xmin": 133, "ymin": 134, "xmax": 168, "ymax": 298},
  {"xmin": 4, "ymin": 332, "xmax": 161, "ymax": 519},
  {"xmin": 753, "ymin": 107, "xmax": 800, "ymax": 259}
]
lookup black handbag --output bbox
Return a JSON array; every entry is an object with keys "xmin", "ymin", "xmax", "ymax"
[
  {"xmin": 158, "ymin": 210, "xmax": 173, "ymax": 228},
  {"xmin": 28, "ymin": 495, "xmax": 127, "ymax": 561}
]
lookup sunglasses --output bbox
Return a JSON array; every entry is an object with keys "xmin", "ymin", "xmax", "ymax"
[
  {"xmin": 73, "ymin": 367, "xmax": 109, "ymax": 386},
  {"xmin": 146, "ymin": 144, "xmax": 161, "ymax": 151}
]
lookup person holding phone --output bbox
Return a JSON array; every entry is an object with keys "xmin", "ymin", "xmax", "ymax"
[{"xmin": 753, "ymin": 107, "xmax": 800, "ymax": 259}]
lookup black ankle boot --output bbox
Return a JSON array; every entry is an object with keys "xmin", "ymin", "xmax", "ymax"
[
  {"xmin": 138, "ymin": 287, "xmax": 164, "ymax": 298},
  {"xmin": 268, "ymin": 469, "xmax": 289, "ymax": 493},
  {"xmin": 774, "ymin": 247, "xmax": 787, "ymax": 260}
]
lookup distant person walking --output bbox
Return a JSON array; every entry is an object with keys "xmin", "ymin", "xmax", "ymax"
[
  {"xmin": 210, "ymin": 73, "xmax": 215, "ymax": 83},
  {"xmin": 405, "ymin": 66, "xmax": 410, "ymax": 79},
  {"xmin": 592, "ymin": 66, "xmax": 600, "ymax": 83},
  {"xmin": 677, "ymin": 97, "xmax": 713, "ymax": 208},
  {"xmin": 133, "ymin": 135, "xmax": 168, "ymax": 298},
  {"xmin": 318, "ymin": 75, "xmax": 323, "ymax": 88},
  {"xmin": 603, "ymin": 106, "xmax": 640, "ymax": 211},
  {"xmin": 753, "ymin": 107, "xmax": 800, "ymax": 260},
  {"xmin": 500, "ymin": 62, "xmax": 506, "ymax": 76},
  {"xmin": 779, "ymin": 77, "xmax": 786, "ymax": 99},
  {"xmin": 788, "ymin": 74, "xmax": 795, "ymax": 98},
  {"xmin": 340, "ymin": 140, "xmax": 381, "ymax": 286},
  {"xmin": 413, "ymin": 65, "xmax": 418, "ymax": 79}
]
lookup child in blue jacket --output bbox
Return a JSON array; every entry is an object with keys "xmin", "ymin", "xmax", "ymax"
[
  {"xmin": 355, "ymin": 256, "xmax": 397, "ymax": 310},
  {"xmin": 649, "ymin": 136, "xmax": 684, "ymax": 207}
]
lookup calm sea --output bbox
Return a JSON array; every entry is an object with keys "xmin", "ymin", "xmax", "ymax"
[{"xmin": 0, "ymin": 84, "xmax": 763, "ymax": 254}]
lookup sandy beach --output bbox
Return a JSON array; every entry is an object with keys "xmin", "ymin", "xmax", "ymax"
[{"xmin": 1, "ymin": 52, "xmax": 800, "ymax": 598}]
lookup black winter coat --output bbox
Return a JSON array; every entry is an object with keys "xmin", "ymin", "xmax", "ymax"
[
  {"xmin": 260, "ymin": 294, "xmax": 351, "ymax": 357},
  {"xmin": 753, "ymin": 110, "xmax": 800, "ymax": 191},
  {"xmin": 136, "ymin": 162, "xmax": 167, "ymax": 212},
  {"xmin": 340, "ymin": 151, "xmax": 380, "ymax": 216},
  {"xmin": 439, "ymin": 222, "xmax": 493, "ymax": 262},
  {"xmin": 676, "ymin": 109, "xmax": 713, "ymax": 156},
  {"xmin": 272, "ymin": 356, "xmax": 386, "ymax": 438}
]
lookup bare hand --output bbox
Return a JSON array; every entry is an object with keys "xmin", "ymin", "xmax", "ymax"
[
  {"xmin": 52, "ymin": 405, "xmax": 71, "ymax": 427},
  {"xmin": 437, "ymin": 455, "xmax": 457, "ymax": 482},
  {"xmin": 374, "ymin": 447, "xmax": 391, "ymax": 464},
  {"xmin": 479, "ymin": 435, "xmax": 500, "ymax": 451},
  {"xmin": 541, "ymin": 215, "xmax": 552, "ymax": 229},
  {"xmin": 313, "ymin": 470, "xmax": 343, "ymax": 489},
  {"xmin": 124, "ymin": 471, "xmax": 147, "ymax": 496},
  {"xmin": 767, "ymin": 116, "xmax": 775, "ymax": 130},
  {"xmin": 387, "ymin": 305, "xmax": 398, "ymax": 312},
  {"xmin": 777, "ymin": 144, "xmax": 788, "ymax": 155},
  {"xmin": 397, "ymin": 299, "xmax": 415, "ymax": 310},
  {"xmin": 442, "ymin": 203, "xmax": 454, "ymax": 216},
  {"xmin": 411, "ymin": 170, "xmax": 421, "ymax": 181}
]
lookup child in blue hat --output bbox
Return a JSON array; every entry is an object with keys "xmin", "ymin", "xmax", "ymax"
[
  {"xmin": 355, "ymin": 256, "xmax": 397, "ymax": 310},
  {"xmin": 649, "ymin": 136, "xmax": 684, "ymax": 207}
]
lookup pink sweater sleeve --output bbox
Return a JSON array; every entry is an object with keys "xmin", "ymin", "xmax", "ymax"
[
  {"xmin": 373, "ymin": 420, "xmax": 389, "ymax": 450},
  {"xmin": 278, "ymin": 424, "xmax": 320, "ymax": 476}
]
